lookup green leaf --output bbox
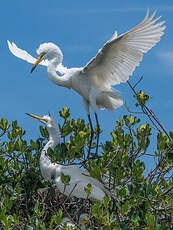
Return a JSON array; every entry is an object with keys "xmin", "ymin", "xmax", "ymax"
[
  {"xmin": 30, "ymin": 139, "xmax": 40, "ymax": 150},
  {"xmin": 91, "ymin": 202, "xmax": 102, "ymax": 220},
  {"xmin": 167, "ymin": 149, "xmax": 173, "ymax": 162},
  {"xmin": 33, "ymin": 203, "xmax": 39, "ymax": 214},
  {"xmin": 119, "ymin": 187, "xmax": 126, "ymax": 198},
  {"xmin": 15, "ymin": 139, "xmax": 23, "ymax": 152},
  {"xmin": 157, "ymin": 132, "xmax": 170, "ymax": 152},
  {"xmin": 55, "ymin": 209, "xmax": 63, "ymax": 224},
  {"xmin": 121, "ymin": 201, "xmax": 129, "ymax": 215},
  {"xmin": 128, "ymin": 114, "xmax": 135, "ymax": 125},
  {"xmin": 59, "ymin": 106, "xmax": 70, "ymax": 119},
  {"xmin": 169, "ymin": 131, "xmax": 173, "ymax": 139},
  {"xmin": 61, "ymin": 124, "xmax": 73, "ymax": 137},
  {"xmin": 102, "ymin": 196, "xmax": 109, "ymax": 209},
  {"xmin": 132, "ymin": 215, "xmax": 140, "ymax": 227},
  {"xmin": 60, "ymin": 173, "xmax": 71, "ymax": 185},
  {"xmin": 84, "ymin": 183, "xmax": 93, "ymax": 197},
  {"xmin": 13, "ymin": 213, "xmax": 20, "ymax": 226},
  {"xmin": 134, "ymin": 90, "xmax": 150, "ymax": 107},
  {"xmin": 89, "ymin": 161, "xmax": 101, "ymax": 180},
  {"xmin": 146, "ymin": 212, "xmax": 155, "ymax": 229},
  {"xmin": 0, "ymin": 118, "xmax": 9, "ymax": 130},
  {"xmin": 40, "ymin": 125, "xmax": 48, "ymax": 138}
]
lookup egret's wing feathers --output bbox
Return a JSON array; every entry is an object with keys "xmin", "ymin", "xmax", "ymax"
[
  {"xmin": 61, "ymin": 165, "xmax": 85, "ymax": 175},
  {"xmin": 61, "ymin": 166, "xmax": 108, "ymax": 194},
  {"xmin": 83, "ymin": 10, "xmax": 165, "ymax": 87},
  {"xmin": 7, "ymin": 41, "xmax": 67, "ymax": 74},
  {"xmin": 7, "ymin": 41, "xmax": 49, "ymax": 66}
]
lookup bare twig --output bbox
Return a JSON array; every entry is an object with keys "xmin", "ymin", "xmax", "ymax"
[
  {"xmin": 146, "ymin": 157, "xmax": 163, "ymax": 184},
  {"xmin": 105, "ymin": 150, "xmax": 119, "ymax": 169},
  {"xmin": 0, "ymin": 130, "xmax": 6, "ymax": 137},
  {"xmin": 139, "ymin": 152, "xmax": 155, "ymax": 157},
  {"xmin": 127, "ymin": 79, "xmax": 170, "ymax": 140},
  {"xmin": 61, "ymin": 202, "xmax": 82, "ymax": 230},
  {"xmin": 63, "ymin": 184, "xmax": 78, "ymax": 204},
  {"xmin": 161, "ymin": 185, "xmax": 173, "ymax": 197},
  {"xmin": 124, "ymin": 102, "xmax": 144, "ymax": 114},
  {"xmin": 133, "ymin": 76, "xmax": 144, "ymax": 89}
]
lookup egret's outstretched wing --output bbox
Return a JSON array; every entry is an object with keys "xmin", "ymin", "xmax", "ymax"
[
  {"xmin": 7, "ymin": 41, "xmax": 49, "ymax": 66},
  {"xmin": 7, "ymin": 41, "xmax": 68, "ymax": 74},
  {"xmin": 83, "ymin": 9, "xmax": 166, "ymax": 87}
]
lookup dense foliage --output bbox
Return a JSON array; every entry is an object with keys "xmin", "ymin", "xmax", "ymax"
[{"xmin": 0, "ymin": 91, "xmax": 173, "ymax": 229}]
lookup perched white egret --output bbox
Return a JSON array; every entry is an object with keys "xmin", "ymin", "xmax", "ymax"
[
  {"xmin": 26, "ymin": 113, "xmax": 107, "ymax": 201},
  {"xmin": 8, "ymin": 10, "xmax": 165, "ymax": 154}
]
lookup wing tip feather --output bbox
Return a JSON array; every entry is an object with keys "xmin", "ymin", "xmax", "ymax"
[
  {"xmin": 145, "ymin": 8, "xmax": 150, "ymax": 20},
  {"xmin": 7, "ymin": 40, "xmax": 12, "ymax": 49},
  {"xmin": 150, "ymin": 10, "xmax": 157, "ymax": 20},
  {"xmin": 7, "ymin": 40, "xmax": 15, "ymax": 54}
]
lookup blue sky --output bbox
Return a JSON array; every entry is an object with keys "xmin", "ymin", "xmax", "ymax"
[{"xmin": 1, "ymin": 1, "xmax": 173, "ymax": 172}]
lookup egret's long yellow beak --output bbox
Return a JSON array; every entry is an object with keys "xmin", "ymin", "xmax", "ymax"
[
  {"xmin": 26, "ymin": 113, "xmax": 42, "ymax": 121},
  {"xmin": 30, "ymin": 53, "xmax": 44, "ymax": 73}
]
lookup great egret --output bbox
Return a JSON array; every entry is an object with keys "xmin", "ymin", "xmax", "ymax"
[
  {"xmin": 8, "ymin": 10, "xmax": 165, "ymax": 154},
  {"xmin": 26, "ymin": 113, "xmax": 107, "ymax": 201}
]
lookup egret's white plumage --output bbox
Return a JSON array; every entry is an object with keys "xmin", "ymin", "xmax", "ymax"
[
  {"xmin": 26, "ymin": 113, "xmax": 107, "ymax": 201},
  {"xmin": 8, "ymin": 10, "xmax": 165, "ymax": 153}
]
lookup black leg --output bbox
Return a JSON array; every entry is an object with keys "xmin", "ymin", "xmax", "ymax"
[
  {"xmin": 94, "ymin": 113, "xmax": 100, "ymax": 155},
  {"xmin": 87, "ymin": 114, "xmax": 94, "ymax": 158}
]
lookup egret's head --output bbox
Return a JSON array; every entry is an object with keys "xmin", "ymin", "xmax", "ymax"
[
  {"xmin": 26, "ymin": 113, "xmax": 60, "ymax": 144},
  {"xmin": 26, "ymin": 113, "xmax": 57, "ymax": 129},
  {"xmin": 31, "ymin": 42, "xmax": 63, "ymax": 73}
]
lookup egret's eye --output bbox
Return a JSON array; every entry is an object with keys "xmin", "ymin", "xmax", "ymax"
[{"xmin": 40, "ymin": 52, "xmax": 46, "ymax": 59}]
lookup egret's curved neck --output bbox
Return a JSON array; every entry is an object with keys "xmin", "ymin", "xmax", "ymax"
[
  {"xmin": 41, "ymin": 126, "xmax": 60, "ymax": 158},
  {"xmin": 47, "ymin": 58, "xmax": 71, "ymax": 89},
  {"xmin": 40, "ymin": 126, "xmax": 61, "ymax": 181}
]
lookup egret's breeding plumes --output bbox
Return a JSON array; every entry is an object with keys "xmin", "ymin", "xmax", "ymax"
[
  {"xmin": 26, "ymin": 113, "xmax": 107, "ymax": 201},
  {"xmin": 8, "ymin": 10, "xmax": 165, "ymax": 155}
]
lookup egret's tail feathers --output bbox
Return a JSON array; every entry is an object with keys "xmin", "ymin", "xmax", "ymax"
[{"xmin": 97, "ymin": 90, "xmax": 123, "ymax": 110}]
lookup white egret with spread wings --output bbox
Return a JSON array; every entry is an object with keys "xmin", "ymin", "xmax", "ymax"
[
  {"xmin": 8, "ymin": 10, "xmax": 165, "ymax": 154},
  {"xmin": 26, "ymin": 113, "xmax": 107, "ymax": 201}
]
